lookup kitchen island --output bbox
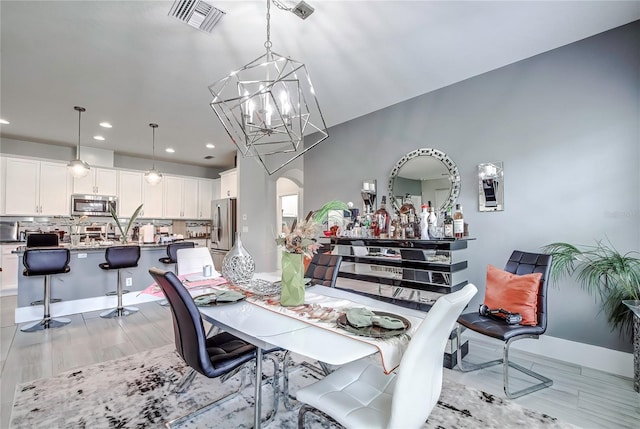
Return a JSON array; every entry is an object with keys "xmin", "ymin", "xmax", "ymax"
[{"xmin": 12, "ymin": 243, "xmax": 188, "ymax": 324}]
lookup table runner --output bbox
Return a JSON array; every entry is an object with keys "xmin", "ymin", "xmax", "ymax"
[
  {"xmin": 138, "ymin": 273, "xmax": 228, "ymax": 298},
  {"xmin": 248, "ymin": 289, "xmax": 423, "ymax": 374}
]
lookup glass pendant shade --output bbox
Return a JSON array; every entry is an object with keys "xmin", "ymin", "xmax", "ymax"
[
  {"xmin": 144, "ymin": 169, "xmax": 163, "ymax": 185},
  {"xmin": 145, "ymin": 123, "xmax": 162, "ymax": 185},
  {"xmin": 208, "ymin": 0, "xmax": 328, "ymax": 175},
  {"xmin": 69, "ymin": 106, "xmax": 91, "ymax": 178},
  {"xmin": 68, "ymin": 159, "xmax": 91, "ymax": 178}
]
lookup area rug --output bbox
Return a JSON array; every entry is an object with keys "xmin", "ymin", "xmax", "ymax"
[{"xmin": 10, "ymin": 345, "xmax": 574, "ymax": 428}]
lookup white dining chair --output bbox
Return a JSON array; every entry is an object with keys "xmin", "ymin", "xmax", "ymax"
[
  {"xmin": 296, "ymin": 283, "xmax": 477, "ymax": 429},
  {"xmin": 176, "ymin": 247, "xmax": 218, "ymax": 276}
]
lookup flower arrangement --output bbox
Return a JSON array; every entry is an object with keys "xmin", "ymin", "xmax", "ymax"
[{"xmin": 276, "ymin": 200, "xmax": 349, "ymax": 259}]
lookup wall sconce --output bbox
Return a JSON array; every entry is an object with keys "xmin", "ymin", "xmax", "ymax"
[
  {"xmin": 478, "ymin": 162, "xmax": 504, "ymax": 212},
  {"xmin": 361, "ymin": 180, "xmax": 377, "ymax": 212}
]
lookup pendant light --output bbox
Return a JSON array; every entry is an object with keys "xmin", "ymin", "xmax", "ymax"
[
  {"xmin": 68, "ymin": 106, "xmax": 91, "ymax": 178},
  {"xmin": 209, "ymin": 0, "xmax": 327, "ymax": 175},
  {"xmin": 144, "ymin": 123, "xmax": 163, "ymax": 185}
]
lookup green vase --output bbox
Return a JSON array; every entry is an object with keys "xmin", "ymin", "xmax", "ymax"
[{"xmin": 281, "ymin": 252, "xmax": 305, "ymax": 306}]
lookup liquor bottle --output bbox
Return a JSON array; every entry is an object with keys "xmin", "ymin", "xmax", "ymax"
[
  {"xmin": 407, "ymin": 209, "xmax": 416, "ymax": 238},
  {"xmin": 444, "ymin": 206, "xmax": 454, "ymax": 238},
  {"xmin": 427, "ymin": 204, "xmax": 438, "ymax": 239},
  {"xmin": 399, "ymin": 194, "xmax": 415, "ymax": 215},
  {"xmin": 389, "ymin": 216, "xmax": 398, "ymax": 239},
  {"xmin": 453, "ymin": 203, "xmax": 464, "ymax": 239},
  {"xmin": 373, "ymin": 196, "xmax": 391, "ymax": 238},
  {"xmin": 399, "ymin": 214, "xmax": 408, "ymax": 239},
  {"xmin": 419, "ymin": 204, "xmax": 429, "ymax": 239}
]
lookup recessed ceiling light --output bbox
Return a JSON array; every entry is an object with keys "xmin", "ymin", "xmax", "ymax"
[
  {"xmin": 165, "ymin": 148, "xmax": 175, "ymax": 153},
  {"xmin": 0, "ymin": 119, "xmax": 9, "ymax": 124},
  {"xmin": 206, "ymin": 143, "xmax": 215, "ymax": 149},
  {"xmin": 99, "ymin": 122, "xmax": 112, "ymax": 128},
  {"xmin": 93, "ymin": 135, "xmax": 105, "ymax": 141}
]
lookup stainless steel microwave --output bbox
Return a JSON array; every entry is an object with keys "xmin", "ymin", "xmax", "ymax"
[{"xmin": 71, "ymin": 194, "xmax": 117, "ymax": 216}]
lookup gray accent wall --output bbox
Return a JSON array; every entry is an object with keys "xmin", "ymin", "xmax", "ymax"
[{"xmin": 304, "ymin": 21, "xmax": 640, "ymax": 353}]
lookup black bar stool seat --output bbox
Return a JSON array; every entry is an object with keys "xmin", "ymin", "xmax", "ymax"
[
  {"xmin": 21, "ymin": 248, "xmax": 71, "ymax": 332},
  {"xmin": 99, "ymin": 245, "xmax": 141, "ymax": 318}
]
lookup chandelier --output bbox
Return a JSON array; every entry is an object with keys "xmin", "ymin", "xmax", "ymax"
[
  {"xmin": 68, "ymin": 106, "xmax": 91, "ymax": 178},
  {"xmin": 208, "ymin": 0, "xmax": 327, "ymax": 175},
  {"xmin": 144, "ymin": 123, "xmax": 163, "ymax": 185}
]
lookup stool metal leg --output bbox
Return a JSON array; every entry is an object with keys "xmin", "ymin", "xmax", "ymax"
[
  {"xmin": 100, "ymin": 269, "xmax": 138, "ymax": 318},
  {"xmin": 21, "ymin": 275, "xmax": 70, "ymax": 332}
]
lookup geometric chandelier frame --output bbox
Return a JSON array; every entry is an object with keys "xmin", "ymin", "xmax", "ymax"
[{"xmin": 209, "ymin": 0, "xmax": 328, "ymax": 175}]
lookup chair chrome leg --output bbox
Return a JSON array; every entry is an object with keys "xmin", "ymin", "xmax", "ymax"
[
  {"xmin": 298, "ymin": 404, "xmax": 342, "ymax": 429},
  {"xmin": 456, "ymin": 324, "xmax": 502, "ymax": 372},
  {"xmin": 101, "ymin": 269, "xmax": 138, "ymax": 318},
  {"xmin": 503, "ymin": 339, "xmax": 553, "ymax": 399},
  {"xmin": 174, "ymin": 368, "xmax": 197, "ymax": 394},
  {"xmin": 456, "ymin": 324, "xmax": 552, "ymax": 398},
  {"xmin": 21, "ymin": 275, "xmax": 71, "ymax": 332}
]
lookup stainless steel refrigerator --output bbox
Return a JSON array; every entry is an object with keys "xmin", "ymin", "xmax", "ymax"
[{"xmin": 210, "ymin": 198, "xmax": 237, "ymax": 269}]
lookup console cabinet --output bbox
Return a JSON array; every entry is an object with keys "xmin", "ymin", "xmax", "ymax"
[{"xmin": 331, "ymin": 237, "xmax": 473, "ymax": 368}]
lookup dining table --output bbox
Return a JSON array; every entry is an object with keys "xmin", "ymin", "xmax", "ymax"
[{"xmin": 185, "ymin": 272, "xmax": 427, "ymax": 429}]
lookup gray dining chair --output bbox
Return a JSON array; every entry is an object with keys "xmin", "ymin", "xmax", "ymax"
[{"xmin": 148, "ymin": 267, "xmax": 280, "ymax": 427}]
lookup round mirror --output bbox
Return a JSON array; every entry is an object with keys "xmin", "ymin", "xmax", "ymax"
[{"xmin": 387, "ymin": 148, "xmax": 460, "ymax": 214}]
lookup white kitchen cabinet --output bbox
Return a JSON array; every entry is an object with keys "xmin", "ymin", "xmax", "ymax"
[
  {"xmin": 163, "ymin": 176, "xmax": 183, "ymax": 218},
  {"xmin": 219, "ymin": 168, "xmax": 238, "ymax": 198},
  {"xmin": 183, "ymin": 178, "xmax": 199, "ymax": 219},
  {"xmin": 211, "ymin": 178, "xmax": 221, "ymax": 201},
  {"xmin": 4, "ymin": 158, "xmax": 70, "ymax": 216},
  {"xmin": 197, "ymin": 178, "xmax": 214, "ymax": 219},
  {"xmin": 73, "ymin": 167, "xmax": 117, "ymax": 195},
  {"xmin": 142, "ymin": 180, "xmax": 164, "ymax": 218},
  {"xmin": 1, "ymin": 244, "xmax": 20, "ymax": 296},
  {"xmin": 118, "ymin": 170, "xmax": 143, "ymax": 217},
  {"xmin": 164, "ymin": 175, "xmax": 199, "ymax": 219}
]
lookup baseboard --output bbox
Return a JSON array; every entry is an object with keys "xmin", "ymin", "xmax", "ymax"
[{"xmin": 465, "ymin": 330, "xmax": 634, "ymax": 379}]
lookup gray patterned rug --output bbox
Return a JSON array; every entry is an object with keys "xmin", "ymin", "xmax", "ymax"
[{"xmin": 10, "ymin": 345, "xmax": 574, "ymax": 428}]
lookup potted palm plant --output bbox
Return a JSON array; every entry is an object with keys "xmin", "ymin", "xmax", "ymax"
[
  {"xmin": 109, "ymin": 204, "xmax": 143, "ymax": 244},
  {"xmin": 542, "ymin": 240, "xmax": 640, "ymax": 391}
]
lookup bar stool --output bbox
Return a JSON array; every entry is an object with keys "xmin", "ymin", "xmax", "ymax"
[
  {"xmin": 21, "ymin": 248, "xmax": 71, "ymax": 332},
  {"xmin": 26, "ymin": 233, "xmax": 62, "ymax": 306},
  {"xmin": 158, "ymin": 241, "xmax": 195, "ymax": 306},
  {"xmin": 99, "ymin": 245, "xmax": 141, "ymax": 318},
  {"xmin": 159, "ymin": 241, "xmax": 195, "ymax": 267}
]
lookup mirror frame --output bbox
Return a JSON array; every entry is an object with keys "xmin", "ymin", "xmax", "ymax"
[{"xmin": 387, "ymin": 148, "xmax": 461, "ymax": 214}]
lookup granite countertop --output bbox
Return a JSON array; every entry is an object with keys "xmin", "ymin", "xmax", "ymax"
[{"xmin": 12, "ymin": 242, "xmax": 169, "ymax": 253}]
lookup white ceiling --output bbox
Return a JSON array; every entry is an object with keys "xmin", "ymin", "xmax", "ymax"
[{"xmin": 1, "ymin": 1, "xmax": 639, "ymax": 170}]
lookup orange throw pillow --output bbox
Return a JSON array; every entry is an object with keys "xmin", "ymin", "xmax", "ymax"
[{"xmin": 483, "ymin": 264, "xmax": 542, "ymax": 326}]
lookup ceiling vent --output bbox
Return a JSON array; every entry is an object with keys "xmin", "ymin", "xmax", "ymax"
[{"xmin": 169, "ymin": 0, "xmax": 225, "ymax": 33}]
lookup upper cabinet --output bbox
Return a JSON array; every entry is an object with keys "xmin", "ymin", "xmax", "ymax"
[
  {"xmin": 163, "ymin": 175, "xmax": 199, "ymax": 219},
  {"xmin": 1, "ymin": 155, "xmax": 217, "ymax": 220},
  {"xmin": 73, "ymin": 167, "xmax": 117, "ymax": 195},
  {"xmin": 142, "ymin": 179, "xmax": 164, "ymax": 219},
  {"xmin": 3, "ymin": 157, "xmax": 71, "ymax": 216},
  {"xmin": 118, "ymin": 170, "xmax": 143, "ymax": 217},
  {"xmin": 198, "ymin": 178, "xmax": 214, "ymax": 219},
  {"xmin": 219, "ymin": 168, "xmax": 238, "ymax": 199}
]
